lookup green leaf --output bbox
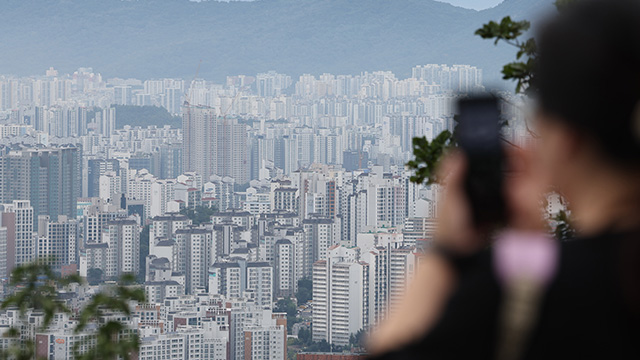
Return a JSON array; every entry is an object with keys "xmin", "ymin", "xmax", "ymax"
[{"xmin": 406, "ymin": 130, "xmax": 455, "ymax": 185}]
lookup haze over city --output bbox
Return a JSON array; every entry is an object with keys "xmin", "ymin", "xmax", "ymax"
[{"xmin": 3, "ymin": 1, "xmax": 619, "ymax": 360}]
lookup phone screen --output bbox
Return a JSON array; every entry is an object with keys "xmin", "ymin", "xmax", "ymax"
[
  {"xmin": 457, "ymin": 98, "xmax": 502, "ymax": 153},
  {"xmin": 456, "ymin": 96, "xmax": 506, "ymax": 227}
]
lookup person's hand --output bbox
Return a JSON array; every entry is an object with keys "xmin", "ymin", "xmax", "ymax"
[
  {"xmin": 367, "ymin": 146, "xmax": 549, "ymax": 356},
  {"xmin": 366, "ymin": 251, "xmax": 456, "ymax": 355},
  {"xmin": 367, "ymin": 152, "xmax": 472, "ymax": 355},
  {"xmin": 433, "ymin": 151, "xmax": 486, "ymax": 254},
  {"xmin": 435, "ymin": 146, "xmax": 547, "ymax": 254}
]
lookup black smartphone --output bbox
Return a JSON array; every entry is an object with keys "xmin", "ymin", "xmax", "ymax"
[{"xmin": 455, "ymin": 96, "xmax": 506, "ymax": 228}]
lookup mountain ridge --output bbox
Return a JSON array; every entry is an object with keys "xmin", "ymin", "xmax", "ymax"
[{"xmin": 0, "ymin": 0, "xmax": 554, "ymax": 84}]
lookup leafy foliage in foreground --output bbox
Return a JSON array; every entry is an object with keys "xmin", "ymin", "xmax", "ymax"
[
  {"xmin": 74, "ymin": 274, "xmax": 145, "ymax": 360},
  {"xmin": 406, "ymin": 130, "xmax": 454, "ymax": 185},
  {"xmin": 475, "ymin": 16, "xmax": 535, "ymax": 94},
  {"xmin": 0, "ymin": 263, "xmax": 145, "ymax": 360},
  {"xmin": 1, "ymin": 261, "xmax": 81, "ymax": 329}
]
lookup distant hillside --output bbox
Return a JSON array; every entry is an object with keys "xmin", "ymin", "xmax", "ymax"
[{"xmin": 0, "ymin": 0, "xmax": 554, "ymax": 85}]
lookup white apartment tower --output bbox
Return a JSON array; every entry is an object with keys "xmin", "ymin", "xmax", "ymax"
[
  {"xmin": 209, "ymin": 260, "xmax": 273, "ymax": 307},
  {"xmin": 174, "ymin": 227, "xmax": 214, "ymax": 294},
  {"xmin": 246, "ymin": 262, "xmax": 273, "ymax": 308},
  {"xmin": 312, "ymin": 245, "xmax": 369, "ymax": 346},
  {"xmin": 274, "ymin": 239, "xmax": 295, "ymax": 298},
  {"xmin": 229, "ymin": 305, "xmax": 286, "ymax": 360},
  {"xmin": 303, "ymin": 218, "xmax": 338, "ymax": 266},
  {"xmin": 148, "ymin": 213, "xmax": 191, "ymax": 257},
  {"xmin": 1, "ymin": 200, "xmax": 35, "ymax": 269},
  {"xmin": 98, "ymin": 171, "xmax": 122, "ymax": 204},
  {"xmin": 150, "ymin": 179, "xmax": 177, "ymax": 218},
  {"xmin": 182, "ymin": 105, "xmax": 248, "ymax": 184},
  {"xmin": 103, "ymin": 219, "xmax": 140, "ymax": 277},
  {"xmin": 36, "ymin": 215, "xmax": 78, "ymax": 271},
  {"xmin": 362, "ymin": 245, "xmax": 418, "ymax": 326}
]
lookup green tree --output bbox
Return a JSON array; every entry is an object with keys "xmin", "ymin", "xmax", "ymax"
[
  {"xmin": 0, "ymin": 262, "xmax": 145, "ymax": 360},
  {"xmin": 74, "ymin": 274, "xmax": 145, "ymax": 360},
  {"xmin": 406, "ymin": 130, "xmax": 454, "ymax": 185},
  {"xmin": 295, "ymin": 278, "xmax": 312, "ymax": 305},
  {"xmin": 180, "ymin": 205, "xmax": 218, "ymax": 226},
  {"xmin": 298, "ymin": 328, "xmax": 311, "ymax": 346},
  {"xmin": 0, "ymin": 261, "xmax": 81, "ymax": 360},
  {"xmin": 349, "ymin": 329, "xmax": 366, "ymax": 350},
  {"xmin": 275, "ymin": 298, "xmax": 300, "ymax": 333},
  {"xmin": 475, "ymin": 0, "xmax": 577, "ymax": 93},
  {"xmin": 306, "ymin": 340, "xmax": 331, "ymax": 353},
  {"xmin": 1, "ymin": 261, "xmax": 81, "ymax": 329},
  {"xmin": 275, "ymin": 298, "xmax": 297, "ymax": 317}
]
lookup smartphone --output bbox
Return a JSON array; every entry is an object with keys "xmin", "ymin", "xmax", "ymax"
[{"xmin": 455, "ymin": 96, "xmax": 506, "ymax": 228}]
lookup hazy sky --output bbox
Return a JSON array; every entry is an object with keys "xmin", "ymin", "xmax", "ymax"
[
  {"xmin": 438, "ymin": 0, "xmax": 504, "ymax": 10},
  {"xmin": 203, "ymin": 0, "xmax": 506, "ymax": 11}
]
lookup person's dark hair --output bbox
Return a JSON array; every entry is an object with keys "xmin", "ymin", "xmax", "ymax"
[{"xmin": 536, "ymin": 0, "xmax": 640, "ymax": 166}]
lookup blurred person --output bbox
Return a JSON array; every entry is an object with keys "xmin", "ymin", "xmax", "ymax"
[{"xmin": 368, "ymin": 0, "xmax": 640, "ymax": 359}]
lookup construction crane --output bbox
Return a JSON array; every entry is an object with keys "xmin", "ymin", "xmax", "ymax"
[
  {"xmin": 220, "ymin": 89, "xmax": 243, "ymax": 122},
  {"xmin": 218, "ymin": 79, "xmax": 250, "ymax": 126},
  {"xmin": 184, "ymin": 59, "xmax": 202, "ymax": 107},
  {"xmin": 183, "ymin": 60, "xmax": 203, "ymax": 174}
]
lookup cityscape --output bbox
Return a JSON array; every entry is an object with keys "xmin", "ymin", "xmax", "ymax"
[
  {"xmin": 2, "ymin": 0, "xmax": 636, "ymax": 359},
  {"xmin": 0, "ymin": 64, "xmax": 535, "ymax": 359}
]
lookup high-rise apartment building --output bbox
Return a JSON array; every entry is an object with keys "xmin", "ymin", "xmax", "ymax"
[
  {"xmin": 274, "ymin": 239, "xmax": 295, "ymax": 298},
  {"xmin": 104, "ymin": 218, "xmax": 140, "ymax": 277},
  {"xmin": 229, "ymin": 305, "xmax": 286, "ymax": 360},
  {"xmin": 150, "ymin": 179, "xmax": 176, "ymax": 218},
  {"xmin": 98, "ymin": 171, "xmax": 122, "ymax": 204},
  {"xmin": 209, "ymin": 260, "xmax": 273, "ymax": 307},
  {"xmin": 174, "ymin": 226, "xmax": 214, "ymax": 294},
  {"xmin": 312, "ymin": 245, "xmax": 369, "ymax": 346},
  {"xmin": 182, "ymin": 105, "xmax": 248, "ymax": 183},
  {"xmin": 87, "ymin": 159, "xmax": 120, "ymax": 198},
  {"xmin": 362, "ymin": 245, "xmax": 417, "ymax": 326},
  {"xmin": 86, "ymin": 217, "xmax": 140, "ymax": 278},
  {"xmin": 0, "ymin": 200, "xmax": 35, "ymax": 269},
  {"xmin": 0, "ymin": 226, "xmax": 7, "ymax": 279},
  {"xmin": 114, "ymin": 85, "xmax": 132, "ymax": 105},
  {"xmin": 36, "ymin": 215, "xmax": 78, "ymax": 272},
  {"xmin": 0, "ymin": 145, "xmax": 81, "ymax": 225},
  {"xmin": 256, "ymin": 71, "xmax": 292, "ymax": 97},
  {"xmin": 152, "ymin": 143, "xmax": 182, "ymax": 179},
  {"xmin": 411, "ymin": 64, "xmax": 483, "ymax": 93},
  {"xmin": 182, "ymin": 105, "xmax": 215, "ymax": 181},
  {"xmin": 303, "ymin": 218, "xmax": 338, "ymax": 266},
  {"xmin": 246, "ymin": 262, "xmax": 274, "ymax": 308},
  {"xmin": 83, "ymin": 199, "xmax": 128, "ymax": 244},
  {"xmin": 138, "ymin": 324, "xmax": 228, "ymax": 360}
]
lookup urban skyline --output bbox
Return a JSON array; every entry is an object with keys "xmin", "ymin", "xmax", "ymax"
[
  {"xmin": 0, "ymin": 62, "xmax": 534, "ymax": 360},
  {"xmin": 1, "ymin": 0, "xmax": 624, "ymax": 359}
]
